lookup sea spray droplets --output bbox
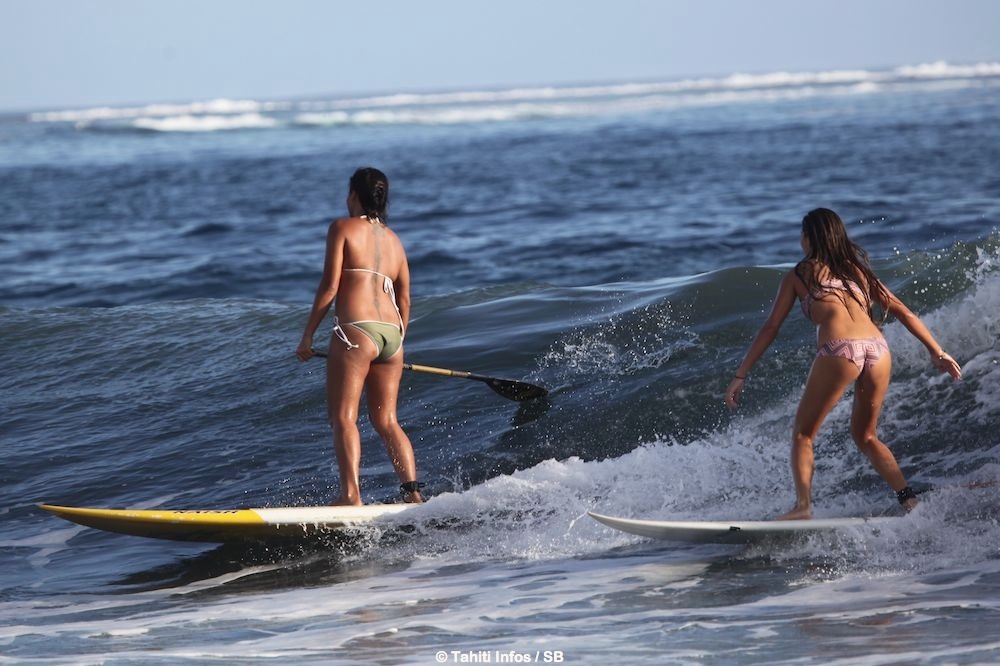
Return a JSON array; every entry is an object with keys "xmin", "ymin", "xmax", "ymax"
[{"xmin": 542, "ymin": 302, "xmax": 699, "ymax": 379}]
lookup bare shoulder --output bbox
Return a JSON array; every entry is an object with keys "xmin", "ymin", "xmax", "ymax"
[
  {"xmin": 773, "ymin": 269, "xmax": 807, "ymax": 308},
  {"xmin": 329, "ymin": 216, "xmax": 372, "ymax": 242},
  {"xmin": 378, "ymin": 223, "xmax": 406, "ymax": 251},
  {"xmin": 330, "ymin": 216, "xmax": 365, "ymax": 232},
  {"xmin": 782, "ymin": 267, "xmax": 806, "ymax": 291}
]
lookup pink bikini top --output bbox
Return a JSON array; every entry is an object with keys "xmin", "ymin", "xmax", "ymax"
[{"xmin": 801, "ymin": 278, "xmax": 867, "ymax": 322}]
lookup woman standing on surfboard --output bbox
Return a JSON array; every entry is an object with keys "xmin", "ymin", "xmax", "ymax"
[
  {"xmin": 296, "ymin": 167, "xmax": 423, "ymax": 505},
  {"xmin": 725, "ymin": 208, "xmax": 961, "ymax": 519}
]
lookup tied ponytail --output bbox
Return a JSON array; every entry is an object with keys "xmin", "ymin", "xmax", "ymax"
[{"xmin": 349, "ymin": 167, "xmax": 390, "ymax": 223}]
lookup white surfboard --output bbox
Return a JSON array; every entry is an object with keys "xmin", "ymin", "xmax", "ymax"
[
  {"xmin": 588, "ymin": 511, "xmax": 899, "ymax": 544},
  {"xmin": 39, "ymin": 504, "xmax": 414, "ymax": 543}
]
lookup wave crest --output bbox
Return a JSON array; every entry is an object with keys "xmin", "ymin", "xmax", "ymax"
[{"xmin": 26, "ymin": 60, "xmax": 1000, "ymax": 132}]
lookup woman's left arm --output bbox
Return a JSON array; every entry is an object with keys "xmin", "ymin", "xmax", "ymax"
[{"xmin": 883, "ymin": 284, "xmax": 962, "ymax": 379}]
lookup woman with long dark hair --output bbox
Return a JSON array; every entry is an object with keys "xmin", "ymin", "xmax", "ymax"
[
  {"xmin": 725, "ymin": 208, "xmax": 961, "ymax": 519},
  {"xmin": 296, "ymin": 167, "xmax": 422, "ymax": 505}
]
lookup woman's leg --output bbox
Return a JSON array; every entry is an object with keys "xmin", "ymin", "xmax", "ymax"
[
  {"xmin": 850, "ymin": 355, "xmax": 915, "ymax": 509},
  {"xmin": 326, "ymin": 334, "xmax": 375, "ymax": 506},
  {"xmin": 780, "ymin": 356, "xmax": 860, "ymax": 519},
  {"xmin": 366, "ymin": 354, "xmax": 422, "ymax": 503}
]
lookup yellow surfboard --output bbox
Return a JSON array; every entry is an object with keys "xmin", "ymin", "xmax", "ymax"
[{"xmin": 39, "ymin": 503, "xmax": 413, "ymax": 543}]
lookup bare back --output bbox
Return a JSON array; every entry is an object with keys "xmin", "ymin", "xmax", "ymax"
[
  {"xmin": 332, "ymin": 216, "xmax": 410, "ymax": 327},
  {"xmin": 792, "ymin": 262, "xmax": 882, "ymax": 344}
]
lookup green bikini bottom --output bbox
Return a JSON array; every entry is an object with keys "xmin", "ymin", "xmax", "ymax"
[{"xmin": 343, "ymin": 320, "xmax": 403, "ymax": 362}]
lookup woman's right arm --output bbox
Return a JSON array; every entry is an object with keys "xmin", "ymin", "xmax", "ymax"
[
  {"xmin": 296, "ymin": 221, "xmax": 346, "ymax": 361},
  {"xmin": 395, "ymin": 253, "xmax": 411, "ymax": 338},
  {"xmin": 726, "ymin": 271, "xmax": 799, "ymax": 408}
]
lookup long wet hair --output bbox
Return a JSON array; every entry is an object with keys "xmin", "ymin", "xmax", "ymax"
[
  {"xmin": 349, "ymin": 167, "xmax": 390, "ymax": 223},
  {"xmin": 795, "ymin": 207, "xmax": 891, "ymax": 322}
]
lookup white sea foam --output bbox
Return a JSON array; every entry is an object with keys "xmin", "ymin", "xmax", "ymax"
[
  {"xmin": 131, "ymin": 112, "xmax": 280, "ymax": 132},
  {"xmin": 0, "ymin": 525, "xmax": 79, "ymax": 569},
  {"xmin": 295, "ymin": 102, "xmax": 573, "ymax": 126},
  {"xmin": 3, "ymin": 436, "xmax": 995, "ymax": 661},
  {"xmin": 289, "ymin": 83, "xmax": 891, "ymax": 128},
  {"xmin": 897, "ymin": 60, "xmax": 1000, "ymax": 79},
  {"xmin": 28, "ymin": 61, "xmax": 1000, "ymax": 130},
  {"xmin": 29, "ymin": 98, "xmax": 291, "ymax": 123},
  {"xmin": 293, "ymin": 69, "xmax": 880, "ymax": 112}
]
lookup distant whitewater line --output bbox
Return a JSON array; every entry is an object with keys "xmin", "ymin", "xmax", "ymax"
[
  {"xmin": 131, "ymin": 112, "xmax": 280, "ymax": 132},
  {"xmin": 292, "ymin": 83, "xmax": 879, "ymax": 128},
  {"xmin": 62, "ymin": 84, "xmax": 881, "ymax": 133},
  {"xmin": 31, "ymin": 98, "xmax": 293, "ymax": 124},
  {"xmin": 28, "ymin": 60, "xmax": 1000, "ymax": 131}
]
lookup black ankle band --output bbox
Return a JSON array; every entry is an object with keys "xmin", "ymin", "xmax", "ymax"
[
  {"xmin": 400, "ymin": 481, "xmax": 425, "ymax": 494},
  {"xmin": 896, "ymin": 486, "xmax": 917, "ymax": 504}
]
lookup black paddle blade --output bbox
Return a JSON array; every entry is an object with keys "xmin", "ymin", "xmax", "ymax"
[{"xmin": 483, "ymin": 377, "xmax": 548, "ymax": 401}]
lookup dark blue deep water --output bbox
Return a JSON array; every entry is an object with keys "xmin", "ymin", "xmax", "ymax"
[{"xmin": 2, "ymin": 63, "xmax": 999, "ymax": 664}]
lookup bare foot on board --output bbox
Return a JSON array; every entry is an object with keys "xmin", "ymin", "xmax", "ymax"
[{"xmin": 776, "ymin": 504, "xmax": 812, "ymax": 520}]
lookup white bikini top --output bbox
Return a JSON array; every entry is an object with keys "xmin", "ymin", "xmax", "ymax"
[
  {"xmin": 343, "ymin": 267, "xmax": 394, "ymax": 296},
  {"xmin": 342, "ymin": 216, "xmax": 403, "ymax": 330},
  {"xmin": 342, "ymin": 268, "xmax": 404, "ymax": 332}
]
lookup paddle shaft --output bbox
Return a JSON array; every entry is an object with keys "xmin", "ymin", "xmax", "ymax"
[
  {"xmin": 308, "ymin": 349, "xmax": 547, "ymax": 401},
  {"xmin": 405, "ymin": 363, "xmax": 479, "ymax": 380}
]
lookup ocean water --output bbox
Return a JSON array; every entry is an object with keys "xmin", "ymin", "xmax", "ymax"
[{"xmin": 2, "ymin": 61, "xmax": 1000, "ymax": 664}]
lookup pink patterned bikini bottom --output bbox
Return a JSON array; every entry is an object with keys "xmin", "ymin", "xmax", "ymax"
[{"xmin": 816, "ymin": 336, "xmax": 890, "ymax": 372}]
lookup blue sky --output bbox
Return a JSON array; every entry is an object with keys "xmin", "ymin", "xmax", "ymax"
[{"xmin": 2, "ymin": 0, "xmax": 999, "ymax": 112}]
